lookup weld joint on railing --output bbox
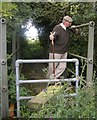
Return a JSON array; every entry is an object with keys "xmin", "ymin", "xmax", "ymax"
[
  {"xmin": 15, "ymin": 59, "xmax": 22, "ymax": 67},
  {"xmin": 89, "ymin": 21, "xmax": 95, "ymax": 27}
]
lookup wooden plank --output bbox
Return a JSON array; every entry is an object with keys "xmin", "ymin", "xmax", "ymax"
[{"xmin": 27, "ymin": 85, "xmax": 65, "ymax": 110}]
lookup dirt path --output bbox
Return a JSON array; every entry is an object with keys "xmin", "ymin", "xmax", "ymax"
[
  {"xmin": 21, "ymin": 63, "xmax": 48, "ymax": 94},
  {"xmin": 22, "ymin": 63, "xmax": 47, "ymax": 79}
]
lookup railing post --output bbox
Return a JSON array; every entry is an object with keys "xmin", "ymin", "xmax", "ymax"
[
  {"xmin": 86, "ymin": 21, "xmax": 95, "ymax": 87},
  {"xmin": 0, "ymin": 16, "xmax": 1, "ymax": 119},
  {"xmin": 0, "ymin": 18, "xmax": 9, "ymax": 118},
  {"xmin": 16, "ymin": 63, "xmax": 20, "ymax": 117}
]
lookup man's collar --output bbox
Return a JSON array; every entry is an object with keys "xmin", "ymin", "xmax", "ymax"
[{"xmin": 60, "ymin": 23, "xmax": 66, "ymax": 30}]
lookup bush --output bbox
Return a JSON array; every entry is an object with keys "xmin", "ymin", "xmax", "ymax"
[
  {"xmin": 20, "ymin": 81, "xmax": 95, "ymax": 118},
  {"xmin": 21, "ymin": 40, "xmax": 44, "ymax": 59},
  {"xmin": 8, "ymin": 71, "xmax": 31, "ymax": 104}
]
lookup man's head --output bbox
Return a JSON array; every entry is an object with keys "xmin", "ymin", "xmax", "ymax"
[{"xmin": 62, "ymin": 15, "xmax": 73, "ymax": 27}]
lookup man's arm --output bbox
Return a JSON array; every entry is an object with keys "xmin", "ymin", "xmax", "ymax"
[{"xmin": 70, "ymin": 25, "xmax": 80, "ymax": 35}]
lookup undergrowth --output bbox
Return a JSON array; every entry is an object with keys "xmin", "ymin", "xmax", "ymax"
[
  {"xmin": 20, "ymin": 81, "xmax": 96, "ymax": 119},
  {"xmin": 8, "ymin": 68, "xmax": 96, "ymax": 119}
]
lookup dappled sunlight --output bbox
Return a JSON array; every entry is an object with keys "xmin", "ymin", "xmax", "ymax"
[{"xmin": 23, "ymin": 20, "xmax": 38, "ymax": 40}]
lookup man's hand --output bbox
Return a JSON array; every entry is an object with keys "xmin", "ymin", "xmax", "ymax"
[
  {"xmin": 70, "ymin": 25, "xmax": 80, "ymax": 35},
  {"xmin": 49, "ymin": 32, "xmax": 55, "ymax": 41}
]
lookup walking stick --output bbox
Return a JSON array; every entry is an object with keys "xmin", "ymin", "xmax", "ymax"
[{"xmin": 52, "ymin": 39, "xmax": 55, "ymax": 76}]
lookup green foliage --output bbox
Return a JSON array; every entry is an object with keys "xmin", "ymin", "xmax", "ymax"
[
  {"xmin": 2, "ymin": 3, "xmax": 18, "ymax": 19},
  {"xmin": 4, "ymin": 2, "xmax": 96, "ymax": 118},
  {"xmin": 29, "ymin": 2, "xmax": 67, "ymax": 28},
  {"xmin": 17, "ymin": 63, "xmax": 96, "ymax": 118},
  {"xmin": 29, "ymin": 2, "xmax": 97, "ymax": 62},
  {"xmin": 2, "ymin": 2, "xmax": 32, "ymax": 28},
  {"xmin": 2, "ymin": 2, "xmax": 33, "ymax": 61},
  {"xmin": 8, "ymin": 71, "xmax": 31, "ymax": 103},
  {"xmin": 21, "ymin": 40, "xmax": 44, "ymax": 59},
  {"xmin": 4, "ymin": 2, "xmax": 97, "ymax": 65},
  {"xmin": 19, "ymin": 81, "xmax": 95, "ymax": 118}
]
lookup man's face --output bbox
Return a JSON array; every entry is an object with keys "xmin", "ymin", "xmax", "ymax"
[{"xmin": 66, "ymin": 21, "xmax": 72, "ymax": 27}]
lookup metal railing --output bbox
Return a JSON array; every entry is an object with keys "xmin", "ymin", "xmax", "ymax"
[
  {"xmin": 15, "ymin": 58, "xmax": 79, "ymax": 117},
  {"xmin": 0, "ymin": 17, "xmax": 95, "ymax": 119},
  {"xmin": 70, "ymin": 21, "xmax": 95, "ymax": 87}
]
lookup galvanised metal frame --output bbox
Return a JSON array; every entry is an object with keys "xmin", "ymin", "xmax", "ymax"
[
  {"xmin": 87, "ymin": 21, "xmax": 95, "ymax": 87},
  {"xmin": 0, "ymin": 18, "xmax": 9, "ymax": 118},
  {"xmin": 0, "ymin": 18, "xmax": 94, "ymax": 118},
  {"xmin": 15, "ymin": 58, "xmax": 79, "ymax": 117},
  {"xmin": 70, "ymin": 21, "xmax": 95, "ymax": 87}
]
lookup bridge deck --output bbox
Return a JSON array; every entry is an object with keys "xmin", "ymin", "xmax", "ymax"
[{"xmin": 27, "ymin": 85, "xmax": 65, "ymax": 111}]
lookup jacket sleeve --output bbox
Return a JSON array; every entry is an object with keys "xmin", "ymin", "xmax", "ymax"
[
  {"xmin": 52, "ymin": 25, "xmax": 59, "ymax": 40},
  {"xmin": 69, "ymin": 25, "xmax": 80, "ymax": 35}
]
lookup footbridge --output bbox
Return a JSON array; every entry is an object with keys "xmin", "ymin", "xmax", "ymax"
[{"xmin": 0, "ymin": 18, "xmax": 95, "ymax": 118}]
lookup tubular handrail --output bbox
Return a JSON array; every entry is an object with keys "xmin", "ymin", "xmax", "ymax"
[
  {"xmin": 69, "ymin": 52, "xmax": 87, "ymax": 61},
  {"xmin": 15, "ymin": 58, "xmax": 79, "ymax": 117},
  {"xmin": 70, "ymin": 21, "xmax": 95, "ymax": 29}
]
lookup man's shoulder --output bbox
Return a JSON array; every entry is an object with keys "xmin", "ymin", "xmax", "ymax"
[
  {"xmin": 54, "ymin": 24, "xmax": 62, "ymax": 30},
  {"xmin": 55, "ymin": 24, "xmax": 61, "ymax": 27}
]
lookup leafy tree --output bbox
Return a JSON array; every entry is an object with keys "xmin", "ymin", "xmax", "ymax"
[
  {"xmin": 2, "ymin": 2, "xmax": 97, "ymax": 73},
  {"xmin": 1, "ymin": 2, "xmax": 97, "ymax": 118},
  {"xmin": 27, "ymin": 2, "xmax": 97, "ymax": 74},
  {"xmin": 2, "ymin": 2, "xmax": 32, "ymax": 58}
]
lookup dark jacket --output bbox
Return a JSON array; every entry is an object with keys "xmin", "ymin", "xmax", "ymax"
[{"xmin": 49, "ymin": 24, "xmax": 70, "ymax": 54}]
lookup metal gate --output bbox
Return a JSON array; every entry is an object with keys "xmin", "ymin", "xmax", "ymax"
[{"xmin": 15, "ymin": 58, "xmax": 79, "ymax": 117}]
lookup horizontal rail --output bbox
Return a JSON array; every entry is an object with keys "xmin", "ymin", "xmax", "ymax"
[
  {"xmin": 15, "ymin": 58, "xmax": 79, "ymax": 66},
  {"xmin": 70, "ymin": 23, "xmax": 89, "ymax": 29},
  {"xmin": 18, "ymin": 78, "xmax": 78, "ymax": 84},
  {"xmin": 69, "ymin": 52, "xmax": 87, "ymax": 60},
  {"xmin": 70, "ymin": 21, "xmax": 95, "ymax": 29},
  {"xmin": 19, "ymin": 96, "xmax": 34, "ymax": 100},
  {"xmin": 64, "ymin": 93, "xmax": 77, "ymax": 97}
]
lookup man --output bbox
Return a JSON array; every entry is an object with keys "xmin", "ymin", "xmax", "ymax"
[{"xmin": 48, "ymin": 15, "xmax": 74, "ymax": 79}]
